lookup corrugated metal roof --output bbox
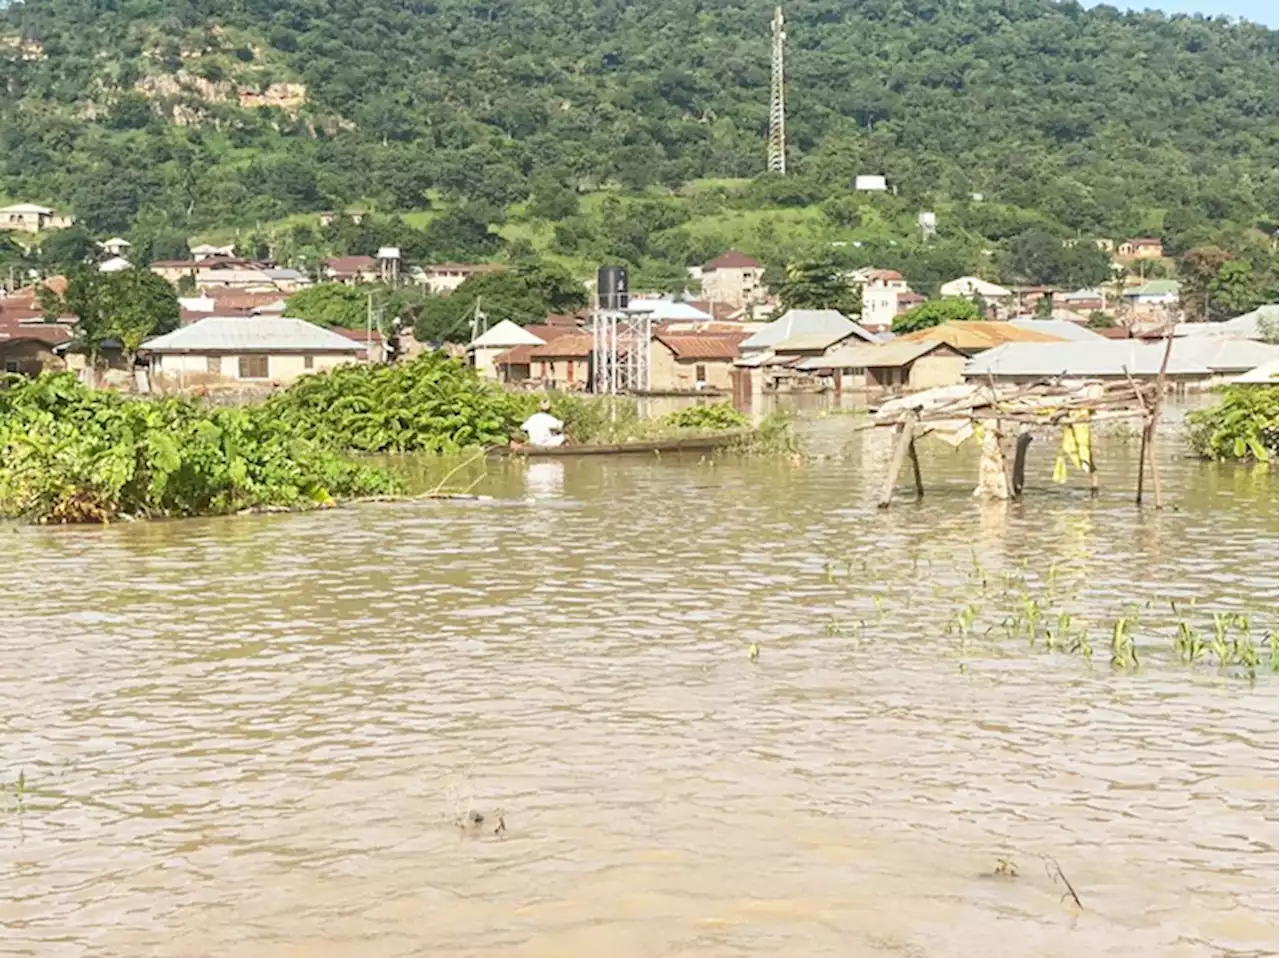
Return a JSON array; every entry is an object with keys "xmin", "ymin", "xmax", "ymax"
[
  {"xmin": 900, "ymin": 321, "xmax": 1066, "ymax": 351},
  {"xmin": 795, "ymin": 339, "xmax": 959, "ymax": 370},
  {"xmin": 739, "ymin": 309, "xmax": 873, "ymax": 351},
  {"xmin": 1182, "ymin": 337, "xmax": 1277, "ymax": 372},
  {"xmin": 703, "ymin": 249, "xmax": 762, "ymax": 270},
  {"xmin": 654, "ymin": 333, "xmax": 742, "ymax": 360},
  {"xmin": 1008, "ymin": 318, "xmax": 1107, "ymax": 342},
  {"xmin": 962, "ymin": 340, "xmax": 1213, "ymax": 379},
  {"xmin": 625, "ymin": 300, "xmax": 713, "ymax": 321},
  {"xmin": 773, "ymin": 331, "xmax": 860, "ymax": 352},
  {"xmin": 1176, "ymin": 305, "xmax": 1278, "ymax": 342},
  {"xmin": 1234, "ymin": 358, "xmax": 1280, "ymax": 384},
  {"xmin": 529, "ymin": 333, "xmax": 594, "ymax": 358},
  {"xmin": 1124, "ymin": 279, "xmax": 1180, "ymax": 297},
  {"xmin": 143, "ymin": 316, "xmax": 364, "ymax": 353}
]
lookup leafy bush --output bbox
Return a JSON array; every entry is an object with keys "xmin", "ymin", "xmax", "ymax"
[
  {"xmin": 262, "ymin": 352, "xmax": 528, "ymax": 453},
  {"xmin": 0, "ymin": 374, "xmax": 399, "ymax": 523},
  {"xmin": 661, "ymin": 403, "xmax": 749, "ymax": 431},
  {"xmin": 892, "ymin": 297, "xmax": 982, "ymax": 333},
  {"xmin": 1186, "ymin": 385, "xmax": 1278, "ymax": 462}
]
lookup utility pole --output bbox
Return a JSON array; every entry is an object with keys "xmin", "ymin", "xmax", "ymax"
[
  {"xmin": 468, "ymin": 297, "xmax": 487, "ymax": 343},
  {"xmin": 366, "ymin": 291, "xmax": 373, "ymax": 362},
  {"xmin": 768, "ymin": 5, "xmax": 787, "ymax": 176}
]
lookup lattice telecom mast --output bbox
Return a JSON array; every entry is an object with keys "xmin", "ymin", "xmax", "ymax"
[{"xmin": 768, "ymin": 5, "xmax": 786, "ymax": 175}]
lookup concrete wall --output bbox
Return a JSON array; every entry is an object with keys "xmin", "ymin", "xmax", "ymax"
[
  {"xmin": 907, "ymin": 354, "xmax": 967, "ymax": 390},
  {"xmin": 532, "ymin": 356, "xmax": 590, "ymax": 390},
  {"xmin": 151, "ymin": 351, "xmax": 357, "ymax": 384},
  {"xmin": 649, "ymin": 342, "xmax": 735, "ymax": 391},
  {"xmin": 472, "ymin": 345, "xmax": 506, "ymax": 379},
  {"xmin": 0, "ymin": 341, "xmax": 63, "ymax": 375},
  {"xmin": 700, "ymin": 267, "xmax": 764, "ymax": 309}
]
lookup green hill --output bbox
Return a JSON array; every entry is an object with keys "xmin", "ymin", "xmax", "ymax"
[{"xmin": 1, "ymin": 0, "xmax": 1276, "ymax": 287}]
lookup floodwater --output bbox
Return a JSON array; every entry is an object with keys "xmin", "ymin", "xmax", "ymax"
[{"xmin": 1, "ymin": 412, "xmax": 1277, "ymax": 957}]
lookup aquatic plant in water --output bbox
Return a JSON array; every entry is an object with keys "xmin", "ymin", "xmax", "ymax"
[{"xmin": 1185, "ymin": 385, "xmax": 1278, "ymax": 462}]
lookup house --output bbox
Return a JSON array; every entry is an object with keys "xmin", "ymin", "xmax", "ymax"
[
  {"xmin": 963, "ymin": 338, "xmax": 1277, "ymax": 386},
  {"xmin": 99, "ymin": 237, "xmax": 131, "ymax": 257},
  {"xmin": 468, "ymin": 319, "xmax": 547, "ymax": 380},
  {"xmin": 850, "ymin": 268, "xmax": 912, "ymax": 331},
  {"xmin": 0, "ymin": 203, "xmax": 74, "ymax": 233},
  {"xmin": 700, "ymin": 250, "xmax": 766, "ymax": 309},
  {"xmin": 624, "ymin": 299, "xmax": 714, "ymax": 322},
  {"xmin": 179, "ymin": 290, "xmax": 290, "ymax": 319},
  {"xmin": 325, "ymin": 256, "xmax": 379, "ymax": 285},
  {"xmin": 526, "ymin": 333, "xmax": 593, "ymax": 390},
  {"xmin": 649, "ymin": 332, "xmax": 745, "ymax": 392},
  {"xmin": 422, "ymin": 263, "xmax": 505, "ymax": 295},
  {"xmin": 143, "ymin": 316, "xmax": 364, "ymax": 386},
  {"xmin": 1117, "ymin": 238, "xmax": 1164, "ymax": 261},
  {"xmin": 796, "ymin": 340, "xmax": 968, "ymax": 393},
  {"xmin": 191, "ymin": 243, "xmax": 236, "ymax": 261},
  {"xmin": 330, "ymin": 327, "xmax": 387, "ymax": 364},
  {"xmin": 1122, "ymin": 279, "xmax": 1180, "ymax": 307},
  {"xmin": 1174, "ymin": 304, "xmax": 1277, "ymax": 342},
  {"xmin": 739, "ymin": 308, "xmax": 875, "ymax": 353},
  {"xmin": 1233, "ymin": 357, "xmax": 1279, "ymax": 384},
  {"xmin": 98, "ymin": 256, "xmax": 132, "ymax": 273},
  {"xmin": 898, "ymin": 321, "xmax": 1065, "ymax": 355},
  {"xmin": 938, "ymin": 276, "xmax": 1012, "ymax": 307},
  {"xmin": 1057, "ymin": 288, "xmax": 1106, "ymax": 313},
  {"xmin": 854, "ymin": 175, "xmax": 888, "ymax": 192},
  {"xmin": 0, "ymin": 320, "xmax": 72, "ymax": 375},
  {"xmin": 489, "ymin": 323, "xmax": 581, "ymax": 383}
]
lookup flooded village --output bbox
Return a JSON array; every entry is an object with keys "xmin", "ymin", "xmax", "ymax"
[{"xmin": 1, "ymin": 227, "xmax": 1277, "ymax": 956}]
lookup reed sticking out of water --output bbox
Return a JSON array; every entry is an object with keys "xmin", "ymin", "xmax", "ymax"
[
  {"xmin": 1044, "ymin": 856, "xmax": 1084, "ymax": 910},
  {"xmin": 813, "ymin": 550, "xmax": 1278, "ymax": 679}
]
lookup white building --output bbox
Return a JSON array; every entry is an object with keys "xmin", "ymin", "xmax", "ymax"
[
  {"xmin": 854, "ymin": 175, "xmax": 888, "ymax": 192},
  {"xmin": 144, "ymin": 316, "xmax": 364, "ymax": 385},
  {"xmin": 467, "ymin": 319, "xmax": 547, "ymax": 380},
  {"xmin": 849, "ymin": 268, "xmax": 911, "ymax": 330}
]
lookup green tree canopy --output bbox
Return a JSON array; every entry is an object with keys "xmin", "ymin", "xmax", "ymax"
[
  {"xmin": 892, "ymin": 297, "xmax": 981, "ymax": 334},
  {"xmin": 774, "ymin": 258, "xmax": 861, "ymax": 316},
  {"xmin": 414, "ymin": 261, "xmax": 588, "ymax": 343},
  {"xmin": 285, "ymin": 284, "xmax": 370, "ymax": 328}
]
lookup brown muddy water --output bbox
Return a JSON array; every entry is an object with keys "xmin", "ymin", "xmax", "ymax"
[{"xmin": 1, "ymin": 411, "xmax": 1277, "ymax": 957}]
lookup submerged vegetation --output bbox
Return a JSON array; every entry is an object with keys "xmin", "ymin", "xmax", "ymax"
[
  {"xmin": 0, "ymin": 357, "xmax": 779, "ymax": 523},
  {"xmin": 817, "ymin": 550, "xmax": 1278, "ymax": 680},
  {"xmin": 1185, "ymin": 385, "xmax": 1278, "ymax": 462},
  {"xmin": 0, "ymin": 373, "xmax": 399, "ymax": 523}
]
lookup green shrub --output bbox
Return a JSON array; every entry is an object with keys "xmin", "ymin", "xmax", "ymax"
[
  {"xmin": 1186, "ymin": 385, "xmax": 1278, "ymax": 462},
  {"xmin": 660, "ymin": 402, "xmax": 749, "ymax": 431}
]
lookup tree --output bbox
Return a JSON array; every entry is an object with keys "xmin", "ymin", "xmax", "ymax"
[
  {"xmin": 1179, "ymin": 246, "xmax": 1270, "ymax": 323},
  {"xmin": 1087, "ymin": 311, "xmax": 1116, "ymax": 329},
  {"xmin": 1033, "ymin": 295, "xmax": 1053, "ymax": 319},
  {"xmin": 1178, "ymin": 246, "xmax": 1231, "ymax": 323},
  {"xmin": 892, "ymin": 297, "xmax": 981, "ymax": 333},
  {"xmin": 1207, "ymin": 260, "xmax": 1264, "ymax": 321},
  {"xmin": 413, "ymin": 260, "xmax": 587, "ymax": 343},
  {"xmin": 285, "ymin": 283, "xmax": 370, "ymax": 328},
  {"xmin": 774, "ymin": 259, "xmax": 860, "ymax": 316},
  {"xmin": 56, "ymin": 268, "xmax": 112, "ymax": 373},
  {"xmin": 40, "ymin": 225, "xmax": 97, "ymax": 272},
  {"xmin": 98, "ymin": 268, "xmax": 180, "ymax": 369}
]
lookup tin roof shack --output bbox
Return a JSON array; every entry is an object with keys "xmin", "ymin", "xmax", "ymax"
[
  {"xmin": 144, "ymin": 316, "xmax": 364, "ymax": 389},
  {"xmin": 797, "ymin": 340, "xmax": 968, "ymax": 394},
  {"xmin": 898, "ymin": 321, "xmax": 1065, "ymax": 356},
  {"xmin": 649, "ymin": 332, "xmax": 745, "ymax": 393},
  {"xmin": 490, "ymin": 323, "xmax": 582, "ymax": 384},
  {"xmin": 0, "ymin": 320, "xmax": 71, "ymax": 375}
]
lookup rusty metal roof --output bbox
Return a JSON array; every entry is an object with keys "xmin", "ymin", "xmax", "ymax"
[
  {"xmin": 898, "ymin": 321, "xmax": 1065, "ymax": 351},
  {"xmin": 654, "ymin": 333, "xmax": 743, "ymax": 360}
]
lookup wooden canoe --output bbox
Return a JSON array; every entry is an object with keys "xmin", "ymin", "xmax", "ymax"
[{"xmin": 498, "ymin": 431, "xmax": 750, "ymax": 458}]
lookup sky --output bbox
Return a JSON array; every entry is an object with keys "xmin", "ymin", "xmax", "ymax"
[{"xmin": 1088, "ymin": 0, "xmax": 1279, "ymax": 27}]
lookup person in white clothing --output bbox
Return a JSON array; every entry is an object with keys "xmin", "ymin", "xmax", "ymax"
[{"xmin": 520, "ymin": 399, "xmax": 566, "ymax": 448}]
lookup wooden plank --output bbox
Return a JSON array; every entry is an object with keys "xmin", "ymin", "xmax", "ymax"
[
  {"xmin": 907, "ymin": 437, "xmax": 924, "ymax": 500},
  {"xmin": 878, "ymin": 416, "xmax": 914, "ymax": 509},
  {"xmin": 1146, "ymin": 334, "xmax": 1174, "ymax": 509}
]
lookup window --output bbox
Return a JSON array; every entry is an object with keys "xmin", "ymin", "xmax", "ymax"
[
  {"xmin": 566, "ymin": 360, "xmax": 575, "ymax": 381},
  {"xmin": 206, "ymin": 356, "xmax": 222, "ymax": 375},
  {"xmin": 238, "ymin": 355, "xmax": 269, "ymax": 379},
  {"xmin": 304, "ymin": 355, "xmax": 315, "ymax": 370},
  {"xmin": 3, "ymin": 360, "xmax": 18, "ymax": 373},
  {"xmin": 695, "ymin": 364, "xmax": 707, "ymax": 382}
]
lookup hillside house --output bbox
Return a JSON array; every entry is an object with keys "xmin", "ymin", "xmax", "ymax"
[
  {"xmin": 0, "ymin": 320, "xmax": 71, "ymax": 375},
  {"xmin": 0, "ymin": 203, "xmax": 74, "ymax": 234},
  {"xmin": 938, "ymin": 276, "xmax": 1012, "ymax": 311},
  {"xmin": 423, "ymin": 263, "xmax": 505, "ymax": 295},
  {"xmin": 1117, "ymin": 238, "xmax": 1164, "ymax": 261},
  {"xmin": 1057, "ymin": 288, "xmax": 1106, "ymax": 313},
  {"xmin": 144, "ymin": 316, "xmax": 363, "ymax": 386},
  {"xmin": 851, "ymin": 268, "xmax": 912, "ymax": 331},
  {"xmin": 699, "ymin": 250, "xmax": 765, "ymax": 309},
  {"xmin": 325, "ymin": 256, "xmax": 379, "ymax": 285}
]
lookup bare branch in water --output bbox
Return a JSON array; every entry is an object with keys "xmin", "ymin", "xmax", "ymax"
[{"xmin": 1043, "ymin": 855, "xmax": 1083, "ymax": 910}]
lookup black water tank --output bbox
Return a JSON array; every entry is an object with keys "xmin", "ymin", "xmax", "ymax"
[{"xmin": 597, "ymin": 266, "xmax": 628, "ymax": 310}]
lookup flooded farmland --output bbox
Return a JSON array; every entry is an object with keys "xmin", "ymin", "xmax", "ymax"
[{"xmin": 1, "ymin": 413, "xmax": 1276, "ymax": 957}]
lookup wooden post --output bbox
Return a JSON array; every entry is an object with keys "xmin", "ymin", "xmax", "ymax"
[
  {"xmin": 996, "ymin": 421, "xmax": 1016, "ymax": 501},
  {"xmin": 1089, "ymin": 457, "xmax": 1100, "ymax": 498},
  {"xmin": 1146, "ymin": 333, "xmax": 1174, "ymax": 509},
  {"xmin": 878, "ymin": 414, "xmax": 915, "ymax": 509},
  {"xmin": 1136, "ymin": 417, "xmax": 1148, "ymax": 505},
  {"xmin": 907, "ymin": 436, "xmax": 924, "ymax": 501}
]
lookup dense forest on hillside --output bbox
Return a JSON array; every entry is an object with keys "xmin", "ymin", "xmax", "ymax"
[{"xmin": 0, "ymin": 0, "xmax": 1276, "ymax": 289}]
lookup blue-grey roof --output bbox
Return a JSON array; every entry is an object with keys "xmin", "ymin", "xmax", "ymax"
[
  {"xmin": 143, "ymin": 316, "xmax": 364, "ymax": 353},
  {"xmin": 1175, "ymin": 304, "xmax": 1278, "ymax": 342},
  {"xmin": 739, "ymin": 309, "xmax": 875, "ymax": 350}
]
